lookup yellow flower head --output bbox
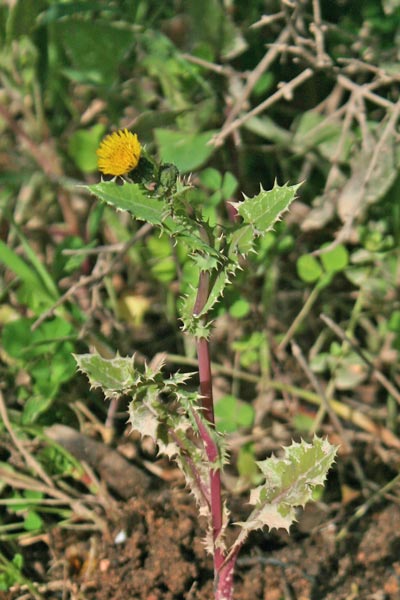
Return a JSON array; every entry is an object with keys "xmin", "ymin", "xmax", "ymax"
[{"xmin": 96, "ymin": 129, "xmax": 141, "ymax": 176}]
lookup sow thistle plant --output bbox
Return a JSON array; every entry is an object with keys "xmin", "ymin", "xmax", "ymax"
[{"xmin": 75, "ymin": 129, "xmax": 337, "ymax": 600}]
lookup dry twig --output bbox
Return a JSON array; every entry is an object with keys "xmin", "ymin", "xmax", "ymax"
[
  {"xmin": 217, "ymin": 27, "xmax": 291, "ymax": 136},
  {"xmin": 0, "ymin": 390, "xmax": 54, "ymax": 488},
  {"xmin": 212, "ymin": 68, "xmax": 313, "ymax": 147},
  {"xmin": 320, "ymin": 314, "xmax": 400, "ymax": 406},
  {"xmin": 32, "ymin": 222, "xmax": 152, "ymax": 330},
  {"xmin": 166, "ymin": 354, "xmax": 400, "ymax": 450}
]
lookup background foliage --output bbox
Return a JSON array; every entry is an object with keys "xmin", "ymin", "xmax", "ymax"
[{"xmin": 0, "ymin": 0, "xmax": 400, "ymax": 595}]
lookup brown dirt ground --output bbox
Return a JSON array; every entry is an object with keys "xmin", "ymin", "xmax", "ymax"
[{"xmin": 7, "ymin": 482, "xmax": 400, "ymax": 600}]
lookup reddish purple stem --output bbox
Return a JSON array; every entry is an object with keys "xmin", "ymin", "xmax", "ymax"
[
  {"xmin": 197, "ymin": 337, "xmax": 215, "ymax": 424},
  {"xmin": 214, "ymin": 551, "xmax": 239, "ymax": 600},
  {"xmin": 193, "ymin": 270, "xmax": 226, "ymax": 576}
]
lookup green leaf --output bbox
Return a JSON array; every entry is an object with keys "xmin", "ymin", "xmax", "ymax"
[
  {"xmin": 297, "ymin": 245, "xmax": 349, "ymax": 284},
  {"xmin": 232, "ymin": 331, "xmax": 264, "ymax": 369},
  {"xmin": 334, "ymin": 353, "xmax": 368, "ymax": 390},
  {"xmin": 180, "ymin": 305, "xmax": 213, "ymax": 339},
  {"xmin": 297, "ymin": 254, "xmax": 323, "ymax": 283},
  {"xmin": 2, "ymin": 317, "xmax": 73, "ymax": 360},
  {"xmin": 23, "ymin": 511, "xmax": 43, "ymax": 532},
  {"xmin": 155, "ymin": 129, "xmax": 216, "ymax": 173},
  {"xmin": 23, "ymin": 490, "xmax": 44, "ymax": 500},
  {"xmin": 293, "ymin": 110, "xmax": 349, "ymax": 160},
  {"xmin": 167, "ymin": 213, "xmax": 220, "ymax": 257},
  {"xmin": 244, "ymin": 115, "xmax": 291, "ymax": 145},
  {"xmin": 199, "ymin": 267, "xmax": 234, "ymax": 316},
  {"xmin": 199, "ymin": 167, "xmax": 222, "ymax": 190},
  {"xmin": 191, "ymin": 254, "xmax": 220, "ymax": 272},
  {"xmin": 32, "ymin": 352, "xmax": 76, "ymax": 397},
  {"xmin": 68, "ymin": 124, "xmax": 105, "ymax": 173},
  {"xmin": 187, "ymin": 0, "xmax": 247, "ymax": 60},
  {"xmin": 235, "ymin": 437, "xmax": 337, "ymax": 537},
  {"xmin": 388, "ymin": 310, "xmax": 400, "ymax": 333},
  {"xmin": 87, "ymin": 182, "xmax": 219, "ymax": 258},
  {"xmin": 293, "ymin": 412, "xmax": 316, "ymax": 433},
  {"xmin": 128, "ymin": 380, "xmax": 197, "ymax": 449},
  {"xmin": 3, "ymin": 317, "xmax": 76, "ymax": 406},
  {"xmin": 38, "ymin": 2, "xmax": 117, "ymax": 24},
  {"xmin": 22, "ymin": 394, "xmax": 54, "ymax": 425},
  {"xmin": 221, "ymin": 172, "xmax": 238, "ymax": 199},
  {"xmin": 54, "ymin": 20, "xmax": 133, "ymax": 85},
  {"xmin": 228, "ymin": 224, "xmax": 255, "ymax": 256},
  {"xmin": 5, "ymin": 0, "xmax": 46, "ymax": 41},
  {"xmin": 180, "ymin": 262, "xmax": 239, "ymax": 337},
  {"xmin": 234, "ymin": 182, "xmax": 300, "ymax": 234},
  {"xmin": 53, "ymin": 236, "xmax": 96, "ymax": 279},
  {"xmin": 74, "ymin": 353, "xmax": 155, "ymax": 398},
  {"xmin": 132, "ymin": 110, "xmax": 187, "ymax": 140},
  {"xmin": 252, "ymin": 72, "xmax": 275, "ymax": 97},
  {"xmin": 0, "ymin": 240, "xmax": 45, "ymax": 289},
  {"xmin": 215, "ymin": 395, "xmax": 254, "ymax": 433},
  {"xmin": 147, "ymin": 234, "xmax": 177, "ymax": 283},
  {"xmin": 128, "ymin": 400, "xmax": 160, "ymax": 442},
  {"xmin": 12, "ymin": 554, "xmax": 24, "ymax": 570},
  {"xmin": 9, "ymin": 493, "xmax": 30, "ymax": 512},
  {"xmin": 229, "ymin": 298, "xmax": 251, "ymax": 319},
  {"xmin": 319, "ymin": 244, "xmax": 349, "ymax": 274},
  {"xmin": 86, "ymin": 182, "xmax": 165, "ymax": 224},
  {"xmin": 12, "ymin": 223, "xmax": 59, "ymax": 301},
  {"xmin": 0, "ymin": 240, "xmax": 56, "ymax": 311},
  {"xmin": 237, "ymin": 443, "xmax": 262, "ymax": 484}
]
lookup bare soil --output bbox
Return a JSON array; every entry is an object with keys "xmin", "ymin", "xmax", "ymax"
[{"xmin": 8, "ymin": 480, "xmax": 400, "ymax": 600}]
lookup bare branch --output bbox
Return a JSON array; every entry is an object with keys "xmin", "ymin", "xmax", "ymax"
[{"xmin": 212, "ymin": 68, "xmax": 313, "ymax": 147}]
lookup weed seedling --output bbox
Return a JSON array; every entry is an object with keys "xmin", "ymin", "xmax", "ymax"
[{"xmin": 76, "ymin": 131, "xmax": 337, "ymax": 600}]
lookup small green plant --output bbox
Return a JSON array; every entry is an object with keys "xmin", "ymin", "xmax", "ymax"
[
  {"xmin": 75, "ymin": 130, "xmax": 337, "ymax": 600},
  {"xmin": 0, "ymin": 553, "xmax": 24, "ymax": 592}
]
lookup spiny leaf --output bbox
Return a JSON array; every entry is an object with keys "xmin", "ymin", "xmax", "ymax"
[
  {"xmin": 86, "ymin": 182, "xmax": 220, "ymax": 258},
  {"xmin": 128, "ymin": 387, "xmax": 220, "ymax": 526},
  {"xmin": 166, "ymin": 371, "xmax": 196, "ymax": 387},
  {"xmin": 179, "ymin": 264, "xmax": 238, "ymax": 335},
  {"xmin": 167, "ymin": 213, "xmax": 220, "ymax": 258},
  {"xmin": 234, "ymin": 437, "xmax": 337, "ymax": 544},
  {"xmin": 233, "ymin": 182, "xmax": 301, "ymax": 234},
  {"xmin": 76, "ymin": 348, "xmax": 231, "ymax": 555},
  {"xmin": 191, "ymin": 253, "xmax": 221, "ymax": 272},
  {"xmin": 179, "ymin": 286, "xmax": 214, "ymax": 338},
  {"xmin": 128, "ymin": 400, "xmax": 160, "ymax": 442},
  {"xmin": 198, "ymin": 267, "xmax": 235, "ymax": 317},
  {"xmin": 127, "ymin": 386, "xmax": 195, "ymax": 447},
  {"xmin": 204, "ymin": 501, "xmax": 230, "ymax": 556},
  {"xmin": 74, "ymin": 353, "xmax": 149, "ymax": 397},
  {"xmin": 180, "ymin": 310, "xmax": 213, "ymax": 339},
  {"xmin": 190, "ymin": 320, "xmax": 213, "ymax": 339},
  {"xmin": 75, "ymin": 353, "xmax": 194, "ymax": 402},
  {"xmin": 86, "ymin": 182, "xmax": 166, "ymax": 224},
  {"xmin": 253, "ymin": 437, "xmax": 336, "ymax": 507},
  {"xmin": 228, "ymin": 224, "xmax": 255, "ymax": 257},
  {"xmin": 175, "ymin": 447, "xmax": 212, "ymax": 521},
  {"xmin": 179, "ymin": 285, "xmax": 199, "ymax": 331}
]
